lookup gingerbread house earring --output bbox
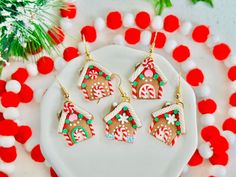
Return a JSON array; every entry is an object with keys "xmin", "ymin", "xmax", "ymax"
[
  {"xmin": 56, "ymin": 78, "xmax": 95, "ymax": 146},
  {"xmin": 77, "ymin": 36, "xmax": 114, "ymax": 101},
  {"xmin": 149, "ymin": 76, "xmax": 185, "ymax": 146},
  {"xmin": 129, "ymin": 32, "xmax": 167, "ymax": 99},
  {"xmin": 103, "ymin": 74, "xmax": 142, "ymax": 143}
]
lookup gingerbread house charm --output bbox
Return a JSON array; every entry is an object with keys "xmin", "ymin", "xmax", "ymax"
[
  {"xmin": 129, "ymin": 57, "xmax": 167, "ymax": 99},
  {"xmin": 77, "ymin": 61, "xmax": 114, "ymax": 101},
  {"xmin": 149, "ymin": 103, "xmax": 185, "ymax": 146},
  {"xmin": 58, "ymin": 101, "xmax": 95, "ymax": 146},
  {"xmin": 104, "ymin": 102, "xmax": 142, "ymax": 143}
]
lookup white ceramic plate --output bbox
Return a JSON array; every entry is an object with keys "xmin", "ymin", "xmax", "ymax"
[{"xmin": 40, "ymin": 45, "xmax": 197, "ymax": 177}]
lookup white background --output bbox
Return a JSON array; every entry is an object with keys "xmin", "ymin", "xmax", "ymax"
[{"xmin": 2, "ymin": 0, "xmax": 236, "ymax": 177}]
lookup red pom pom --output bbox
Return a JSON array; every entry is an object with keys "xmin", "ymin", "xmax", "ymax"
[
  {"xmin": 188, "ymin": 149, "xmax": 203, "ymax": 166},
  {"xmin": 209, "ymin": 152, "xmax": 229, "ymax": 166},
  {"xmin": 50, "ymin": 167, "xmax": 58, "ymax": 177},
  {"xmin": 63, "ymin": 47, "xmax": 80, "ymax": 62},
  {"xmin": 60, "ymin": 3, "xmax": 76, "ymax": 19},
  {"xmin": 31, "ymin": 144, "xmax": 45, "ymax": 162},
  {"xmin": 0, "ymin": 112, "xmax": 5, "ymax": 121},
  {"xmin": 229, "ymin": 92, "xmax": 236, "ymax": 106},
  {"xmin": 0, "ymin": 120, "xmax": 18, "ymax": 136},
  {"xmin": 37, "ymin": 56, "xmax": 54, "ymax": 75},
  {"xmin": 11, "ymin": 68, "xmax": 29, "ymax": 83},
  {"xmin": 150, "ymin": 32, "xmax": 166, "ymax": 48},
  {"xmin": 192, "ymin": 25, "xmax": 210, "ymax": 43},
  {"xmin": 210, "ymin": 135, "xmax": 229, "ymax": 153},
  {"xmin": 106, "ymin": 11, "xmax": 122, "ymax": 30},
  {"xmin": 0, "ymin": 172, "xmax": 8, "ymax": 177},
  {"xmin": 18, "ymin": 84, "xmax": 33, "ymax": 103},
  {"xmin": 172, "ymin": 45, "xmax": 190, "ymax": 62},
  {"xmin": 223, "ymin": 118, "xmax": 236, "ymax": 134},
  {"xmin": 0, "ymin": 80, "xmax": 6, "ymax": 96},
  {"xmin": 15, "ymin": 125, "xmax": 32, "ymax": 144},
  {"xmin": 48, "ymin": 27, "xmax": 65, "ymax": 45},
  {"xmin": 186, "ymin": 68, "xmax": 204, "ymax": 86},
  {"xmin": 164, "ymin": 15, "xmax": 180, "ymax": 32},
  {"xmin": 135, "ymin": 11, "xmax": 151, "ymax": 29},
  {"xmin": 201, "ymin": 126, "xmax": 220, "ymax": 142},
  {"xmin": 228, "ymin": 66, "xmax": 236, "ymax": 81},
  {"xmin": 81, "ymin": 26, "xmax": 97, "ymax": 43},
  {"xmin": 0, "ymin": 146, "xmax": 17, "ymax": 163},
  {"xmin": 213, "ymin": 43, "xmax": 231, "ymax": 61},
  {"xmin": 1, "ymin": 92, "xmax": 20, "ymax": 108},
  {"xmin": 198, "ymin": 99, "xmax": 217, "ymax": 114},
  {"xmin": 125, "ymin": 28, "xmax": 141, "ymax": 45}
]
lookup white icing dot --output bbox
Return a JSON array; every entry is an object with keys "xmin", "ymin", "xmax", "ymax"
[
  {"xmin": 102, "ymin": 83, "xmax": 105, "ymax": 85},
  {"xmin": 97, "ymin": 82, "xmax": 100, "ymax": 84},
  {"xmin": 149, "ymin": 79, "xmax": 153, "ymax": 82},
  {"xmin": 70, "ymin": 124, "xmax": 72, "ymax": 126}
]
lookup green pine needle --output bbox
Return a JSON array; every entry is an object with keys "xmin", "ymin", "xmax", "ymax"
[{"xmin": 192, "ymin": 0, "xmax": 213, "ymax": 7}]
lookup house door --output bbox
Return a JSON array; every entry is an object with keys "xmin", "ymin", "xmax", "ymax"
[
  {"xmin": 115, "ymin": 127, "xmax": 128, "ymax": 142},
  {"xmin": 71, "ymin": 126, "xmax": 89, "ymax": 144},
  {"xmin": 139, "ymin": 84, "xmax": 156, "ymax": 99}
]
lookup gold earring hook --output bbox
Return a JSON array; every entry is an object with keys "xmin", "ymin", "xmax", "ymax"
[
  {"xmin": 176, "ymin": 73, "xmax": 184, "ymax": 107},
  {"xmin": 111, "ymin": 73, "xmax": 130, "ymax": 103},
  {"xmin": 82, "ymin": 34, "xmax": 93, "ymax": 61},
  {"xmin": 55, "ymin": 77, "xmax": 70, "ymax": 100},
  {"xmin": 149, "ymin": 31, "xmax": 158, "ymax": 58}
]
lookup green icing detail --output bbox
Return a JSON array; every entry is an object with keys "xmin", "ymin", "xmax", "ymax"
[
  {"xmin": 139, "ymin": 74, "xmax": 144, "ymax": 79},
  {"xmin": 81, "ymin": 83, "xmax": 87, "ymax": 88},
  {"xmin": 116, "ymin": 114, "xmax": 120, "ymax": 119},
  {"xmin": 71, "ymin": 126, "xmax": 89, "ymax": 143},
  {"xmin": 175, "ymin": 121, "xmax": 180, "ymax": 126},
  {"xmin": 153, "ymin": 74, "xmax": 159, "ymax": 79},
  {"xmin": 176, "ymin": 130, "xmax": 181, "ymax": 135},
  {"xmin": 132, "ymin": 124, "xmax": 138, "ymax": 129},
  {"xmin": 123, "ymin": 106, "xmax": 128, "ymax": 111},
  {"xmin": 87, "ymin": 119, "xmax": 92, "ymax": 124},
  {"xmin": 164, "ymin": 113, "xmax": 169, "ymax": 118},
  {"xmin": 65, "ymin": 119, "xmax": 70, "ymax": 124},
  {"xmin": 99, "ymin": 71, "xmax": 103, "ymax": 75},
  {"xmin": 106, "ymin": 75, "xmax": 111, "ymax": 80},
  {"xmin": 62, "ymin": 128, "xmax": 68, "ymax": 133},
  {"xmin": 132, "ymin": 81, "xmax": 138, "ymax": 86},
  {"xmin": 154, "ymin": 117, "xmax": 159, "ymax": 122},
  {"xmin": 159, "ymin": 81, "xmax": 164, "ymax": 86},
  {"xmin": 107, "ymin": 120, "xmax": 112, "ymax": 125},
  {"xmin": 128, "ymin": 116, "xmax": 133, "ymax": 121},
  {"xmin": 84, "ymin": 75, "xmax": 89, "ymax": 79},
  {"xmin": 89, "ymin": 65, "xmax": 94, "ymax": 69},
  {"xmin": 78, "ymin": 113, "xmax": 83, "ymax": 119},
  {"xmin": 174, "ymin": 109, "xmax": 179, "ymax": 114}
]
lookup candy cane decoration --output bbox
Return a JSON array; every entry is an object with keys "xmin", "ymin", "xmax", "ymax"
[
  {"xmin": 149, "ymin": 121, "xmax": 154, "ymax": 133},
  {"xmin": 139, "ymin": 84, "xmax": 156, "ymax": 99},
  {"xmin": 114, "ymin": 128, "xmax": 120, "ymax": 141},
  {"xmin": 73, "ymin": 128, "xmax": 87, "ymax": 143},
  {"xmin": 93, "ymin": 85, "xmax": 106, "ymax": 99},
  {"xmin": 108, "ymin": 80, "xmax": 114, "ymax": 95},
  {"xmin": 105, "ymin": 123, "xmax": 109, "ymax": 134},
  {"xmin": 63, "ymin": 134, "xmax": 73, "ymax": 146},
  {"xmin": 155, "ymin": 126, "xmax": 170, "ymax": 144},
  {"xmin": 157, "ymin": 86, "xmax": 163, "ymax": 99},
  {"xmin": 81, "ymin": 88, "xmax": 89, "ymax": 100},
  {"xmin": 142, "ymin": 57, "xmax": 154, "ymax": 69},
  {"xmin": 131, "ymin": 85, "xmax": 137, "ymax": 99},
  {"xmin": 120, "ymin": 127, "xmax": 128, "ymax": 142},
  {"xmin": 89, "ymin": 124, "xmax": 95, "ymax": 136},
  {"xmin": 63, "ymin": 102, "xmax": 74, "ymax": 113},
  {"xmin": 88, "ymin": 70, "xmax": 98, "ymax": 79}
]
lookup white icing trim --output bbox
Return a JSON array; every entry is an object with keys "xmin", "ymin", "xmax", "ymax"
[
  {"xmin": 104, "ymin": 102, "xmax": 142, "ymax": 128},
  {"xmin": 129, "ymin": 58, "xmax": 168, "ymax": 83},
  {"xmin": 152, "ymin": 104, "xmax": 185, "ymax": 133},
  {"xmin": 78, "ymin": 61, "xmax": 113, "ymax": 87}
]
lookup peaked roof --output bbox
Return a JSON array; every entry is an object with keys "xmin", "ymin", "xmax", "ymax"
[
  {"xmin": 104, "ymin": 102, "xmax": 142, "ymax": 128},
  {"xmin": 58, "ymin": 101, "xmax": 93, "ymax": 133},
  {"xmin": 78, "ymin": 60, "xmax": 113, "ymax": 87},
  {"xmin": 129, "ymin": 57, "xmax": 168, "ymax": 83},
  {"xmin": 152, "ymin": 103, "xmax": 185, "ymax": 133}
]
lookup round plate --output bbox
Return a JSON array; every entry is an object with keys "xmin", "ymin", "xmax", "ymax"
[{"xmin": 40, "ymin": 45, "xmax": 197, "ymax": 177}]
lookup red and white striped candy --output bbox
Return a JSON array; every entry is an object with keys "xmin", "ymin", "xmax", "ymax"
[
  {"xmin": 93, "ymin": 85, "xmax": 106, "ymax": 99},
  {"xmin": 139, "ymin": 84, "xmax": 155, "ymax": 99},
  {"xmin": 142, "ymin": 57, "xmax": 154, "ymax": 69},
  {"xmin": 155, "ymin": 126, "xmax": 170, "ymax": 144},
  {"xmin": 63, "ymin": 102, "xmax": 74, "ymax": 113},
  {"xmin": 88, "ymin": 70, "xmax": 98, "ymax": 79}
]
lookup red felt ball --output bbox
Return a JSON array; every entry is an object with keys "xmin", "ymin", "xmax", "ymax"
[
  {"xmin": 31, "ymin": 144, "xmax": 45, "ymax": 162},
  {"xmin": 0, "ymin": 146, "xmax": 17, "ymax": 163},
  {"xmin": 0, "ymin": 80, "xmax": 6, "ymax": 96},
  {"xmin": 186, "ymin": 68, "xmax": 204, "ymax": 86},
  {"xmin": 228, "ymin": 66, "xmax": 236, "ymax": 81},
  {"xmin": 201, "ymin": 126, "xmax": 220, "ymax": 142},
  {"xmin": 125, "ymin": 28, "xmax": 141, "ymax": 45},
  {"xmin": 164, "ymin": 15, "xmax": 180, "ymax": 32},
  {"xmin": 81, "ymin": 26, "xmax": 97, "ymax": 43},
  {"xmin": 0, "ymin": 120, "xmax": 18, "ymax": 136},
  {"xmin": 229, "ymin": 92, "xmax": 236, "ymax": 106},
  {"xmin": 37, "ymin": 56, "xmax": 54, "ymax": 75},
  {"xmin": 150, "ymin": 32, "xmax": 166, "ymax": 48},
  {"xmin": 210, "ymin": 136, "xmax": 229, "ymax": 153},
  {"xmin": 1, "ymin": 92, "xmax": 20, "ymax": 108},
  {"xmin": 172, "ymin": 45, "xmax": 190, "ymax": 63},
  {"xmin": 0, "ymin": 172, "xmax": 8, "ymax": 177},
  {"xmin": 106, "ymin": 11, "xmax": 122, "ymax": 30},
  {"xmin": 48, "ymin": 27, "xmax": 65, "ymax": 45},
  {"xmin": 11, "ymin": 68, "xmax": 29, "ymax": 83},
  {"xmin": 198, "ymin": 99, "xmax": 217, "ymax": 114},
  {"xmin": 50, "ymin": 167, "xmax": 58, "ymax": 177},
  {"xmin": 222, "ymin": 118, "xmax": 236, "ymax": 134},
  {"xmin": 18, "ymin": 84, "xmax": 33, "ymax": 103},
  {"xmin": 0, "ymin": 112, "xmax": 5, "ymax": 121},
  {"xmin": 15, "ymin": 125, "xmax": 32, "ymax": 144},
  {"xmin": 63, "ymin": 47, "xmax": 80, "ymax": 62},
  {"xmin": 188, "ymin": 149, "xmax": 203, "ymax": 166},
  {"xmin": 213, "ymin": 43, "xmax": 231, "ymax": 61},
  {"xmin": 135, "ymin": 11, "xmax": 151, "ymax": 29},
  {"xmin": 209, "ymin": 151, "xmax": 229, "ymax": 166},
  {"xmin": 60, "ymin": 3, "xmax": 76, "ymax": 19},
  {"xmin": 192, "ymin": 25, "xmax": 210, "ymax": 43}
]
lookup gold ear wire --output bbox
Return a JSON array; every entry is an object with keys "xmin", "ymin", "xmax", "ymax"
[
  {"xmin": 55, "ymin": 77, "xmax": 70, "ymax": 100},
  {"xmin": 176, "ymin": 73, "xmax": 184, "ymax": 107},
  {"xmin": 149, "ymin": 31, "xmax": 158, "ymax": 58},
  {"xmin": 82, "ymin": 34, "xmax": 93, "ymax": 61},
  {"xmin": 111, "ymin": 73, "xmax": 130, "ymax": 103}
]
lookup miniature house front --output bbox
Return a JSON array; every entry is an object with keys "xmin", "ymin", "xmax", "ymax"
[
  {"xmin": 104, "ymin": 102, "xmax": 142, "ymax": 143},
  {"xmin": 58, "ymin": 101, "xmax": 95, "ymax": 146},
  {"xmin": 78, "ymin": 61, "xmax": 114, "ymax": 101},
  {"xmin": 149, "ymin": 103, "xmax": 185, "ymax": 146},
  {"xmin": 129, "ymin": 57, "xmax": 167, "ymax": 99}
]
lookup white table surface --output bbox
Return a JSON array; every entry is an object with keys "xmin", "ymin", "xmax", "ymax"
[{"xmin": 2, "ymin": 0, "xmax": 236, "ymax": 177}]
